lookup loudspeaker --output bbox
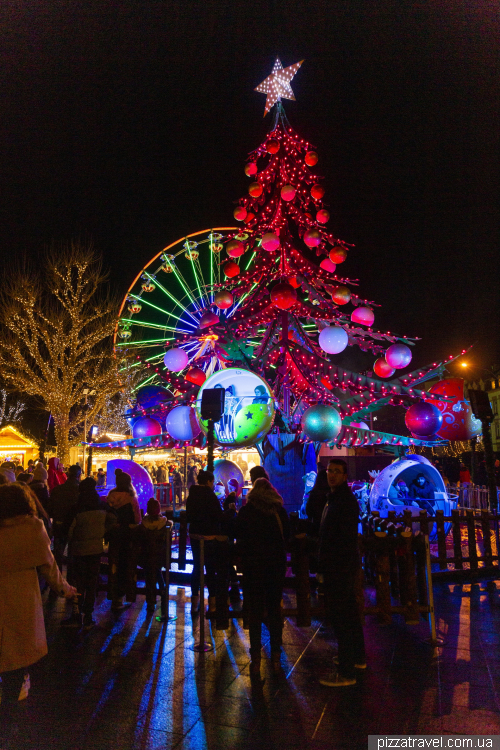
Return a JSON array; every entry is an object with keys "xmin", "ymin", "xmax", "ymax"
[
  {"xmin": 468, "ymin": 389, "xmax": 493, "ymax": 421},
  {"xmin": 200, "ymin": 388, "xmax": 225, "ymax": 421}
]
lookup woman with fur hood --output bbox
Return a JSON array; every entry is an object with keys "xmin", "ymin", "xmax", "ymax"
[
  {"xmin": 235, "ymin": 477, "xmax": 290, "ymax": 680},
  {"xmin": 105, "ymin": 469, "xmax": 141, "ymax": 610}
]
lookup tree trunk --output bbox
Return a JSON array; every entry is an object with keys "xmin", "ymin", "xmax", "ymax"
[{"xmin": 52, "ymin": 411, "xmax": 71, "ymax": 467}]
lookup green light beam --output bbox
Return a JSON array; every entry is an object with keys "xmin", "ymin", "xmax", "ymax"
[{"xmin": 143, "ymin": 273, "xmax": 199, "ymax": 325}]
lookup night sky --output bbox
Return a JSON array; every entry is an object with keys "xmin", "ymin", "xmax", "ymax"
[{"xmin": 1, "ymin": 1, "xmax": 499, "ymax": 376}]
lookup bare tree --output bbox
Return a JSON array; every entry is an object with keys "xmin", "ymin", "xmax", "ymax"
[
  {"xmin": 0, "ymin": 389, "xmax": 26, "ymax": 426},
  {"xmin": 0, "ymin": 241, "xmax": 121, "ymax": 464}
]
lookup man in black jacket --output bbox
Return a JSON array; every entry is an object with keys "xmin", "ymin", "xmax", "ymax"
[
  {"xmin": 318, "ymin": 459, "xmax": 366, "ymax": 687},
  {"xmin": 46, "ymin": 464, "xmax": 82, "ymax": 571}
]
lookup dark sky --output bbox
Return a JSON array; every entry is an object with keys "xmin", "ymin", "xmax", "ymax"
[{"xmin": 1, "ymin": 0, "xmax": 499, "ymax": 374}]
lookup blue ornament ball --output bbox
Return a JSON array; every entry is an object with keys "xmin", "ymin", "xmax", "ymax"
[
  {"xmin": 164, "ymin": 347, "xmax": 189, "ymax": 372},
  {"xmin": 386, "ymin": 343, "xmax": 412, "ymax": 369},
  {"xmin": 135, "ymin": 385, "xmax": 170, "ymax": 409},
  {"xmin": 301, "ymin": 404, "xmax": 342, "ymax": 442},
  {"xmin": 213, "ymin": 459, "xmax": 244, "ymax": 494},
  {"xmin": 166, "ymin": 405, "xmax": 201, "ymax": 442},
  {"xmin": 318, "ymin": 326, "xmax": 348, "ymax": 355},
  {"xmin": 124, "ymin": 406, "xmax": 139, "ymax": 429},
  {"xmin": 132, "ymin": 417, "xmax": 163, "ymax": 439},
  {"xmin": 405, "ymin": 402, "xmax": 443, "ymax": 437}
]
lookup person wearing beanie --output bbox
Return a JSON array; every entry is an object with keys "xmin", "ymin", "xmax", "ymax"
[
  {"xmin": 136, "ymin": 498, "xmax": 171, "ymax": 614},
  {"xmin": 30, "ymin": 464, "xmax": 50, "ymax": 513},
  {"xmin": 0, "ymin": 467, "xmax": 16, "ymax": 484},
  {"xmin": 235, "ymin": 477, "xmax": 290, "ymax": 680},
  {"xmin": 47, "ymin": 457, "xmax": 67, "ymax": 492},
  {"xmin": 105, "ymin": 469, "xmax": 141, "ymax": 611},
  {"xmin": 64, "ymin": 478, "xmax": 114, "ymax": 628},
  {"xmin": 46, "ymin": 464, "xmax": 82, "ymax": 571}
]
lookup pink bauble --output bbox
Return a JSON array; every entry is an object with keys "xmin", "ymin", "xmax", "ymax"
[
  {"xmin": 351, "ymin": 307, "xmax": 375, "ymax": 326},
  {"xmin": 214, "ymin": 290, "xmax": 234, "ymax": 309},
  {"xmin": 374, "ymin": 358, "xmax": 395, "ymax": 378},
  {"xmin": 233, "ymin": 206, "xmax": 247, "ymax": 222},
  {"xmin": 164, "ymin": 347, "xmax": 189, "ymax": 371},
  {"xmin": 266, "ymin": 138, "xmax": 280, "ymax": 154},
  {"xmin": 132, "ymin": 417, "xmax": 163, "ymax": 439},
  {"xmin": 316, "ymin": 209, "xmax": 330, "ymax": 223},
  {"xmin": 270, "ymin": 282, "xmax": 297, "ymax": 310},
  {"xmin": 248, "ymin": 182, "xmax": 263, "ymax": 197},
  {"xmin": 281, "ymin": 184, "xmax": 296, "ymax": 201},
  {"xmin": 331, "ymin": 285, "xmax": 351, "ymax": 305},
  {"xmin": 199, "ymin": 311, "xmax": 219, "ymax": 329},
  {"xmin": 386, "ymin": 343, "xmax": 412, "ymax": 369},
  {"xmin": 304, "ymin": 229, "xmax": 322, "ymax": 247},
  {"xmin": 185, "ymin": 367, "xmax": 206, "ymax": 386},
  {"xmin": 311, "ymin": 184, "xmax": 325, "ymax": 200},
  {"xmin": 223, "ymin": 261, "xmax": 240, "ymax": 278},
  {"xmin": 427, "ymin": 378, "xmax": 482, "ymax": 441},
  {"xmin": 261, "ymin": 232, "xmax": 280, "ymax": 252},
  {"xmin": 330, "ymin": 245, "xmax": 348, "ymax": 263},
  {"xmin": 245, "ymin": 162, "xmax": 257, "ymax": 176},
  {"xmin": 305, "ymin": 151, "xmax": 318, "ymax": 166},
  {"xmin": 226, "ymin": 239, "xmax": 245, "ymax": 258},
  {"xmin": 320, "ymin": 258, "xmax": 336, "ymax": 273},
  {"xmin": 405, "ymin": 402, "xmax": 443, "ymax": 437}
]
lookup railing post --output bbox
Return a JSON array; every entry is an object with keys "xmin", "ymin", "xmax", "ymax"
[
  {"xmin": 157, "ymin": 522, "xmax": 177, "ymax": 623},
  {"xmin": 423, "ymin": 533, "xmax": 444, "ymax": 647},
  {"xmin": 193, "ymin": 537, "xmax": 213, "ymax": 652},
  {"xmin": 177, "ymin": 510, "xmax": 187, "ymax": 570}
]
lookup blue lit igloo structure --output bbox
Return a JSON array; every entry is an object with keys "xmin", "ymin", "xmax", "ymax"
[{"xmin": 369, "ymin": 455, "xmax": 457, "ymax": 537}]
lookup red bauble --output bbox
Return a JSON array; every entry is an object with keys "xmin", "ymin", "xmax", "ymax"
[
  {"xmin": 223, "ymin": 261, "xmax": 240, "ymax": 278},
  {"xmin": 281, "ymin": 184, "xmax": 296, "ymax": 201},
  {"xmin": 331, "ymin": 285, "xmax": 351, "ymax": 305},
  {"xmin": 244, "ymin": 211, "xmax": 255, "ymax": 224},
  {"xmin": 303, "ymin": 228, "xmax": 322, "ymax": 247},
  {"xmin": 271, "ymin": 282, "xmax": 297, "ymax": 310},
  {"xmin": 311, "ymin": 184, "xmax": 325, "ymax": 200},
  {"xmin": 226, "ymin": 239, "xmax": 245, "ymax": 258},
  {"xmin": 266, "ymin": 138, "xmax": 280, "ymax": 154},
  {"xmin": 199, "ymin": 310, "xmax": 219, "ymax": 328},
  {"xmin": 374, "ymin": 358, "xmax": 396, "ymax": 378},
  {"xmin": 248, "ymin": 182, "xmax": 263, "ymax": 197},
  {"xmin": 185, "ymin": 367, "xmax": 206, "ymax": 386},
  {"xmin": 261, "ymin": 232, "xmax": 280, "ymax": 252},
  {"xmin": 426, "ymin": 378, "xmax": 482, "ymax": 441},
  {"xmin": 305, "ymin": 151, "xmax": 318, "ymax": 166},
  {"xmin": 214, "ymin": 290, "xmax": 234, "ymax": 309},
  {"xmin": 316, "ymin": 209, "xmax": 330, "ymax": 223},
  {"xmin": 287, "ymin": 275, "xmax": 301, "ymax": 288},
  {"xmin": 330, "ymin": 245, "xmax": 348, "ymax": 263},
  {"xmin": 233, "ymin": 206, "xmax": 247, "ymax": 221},
  {"xmin": 245, "ymin": 162, "xmax": 257, "ymax": 176}
]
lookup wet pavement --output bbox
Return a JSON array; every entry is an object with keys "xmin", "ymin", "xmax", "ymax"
[{"xmin": 8, "ymin": 579, "xmax": 500, "ymax": 750}]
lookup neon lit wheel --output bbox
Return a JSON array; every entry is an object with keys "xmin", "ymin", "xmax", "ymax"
[{"xmin": 115, "ymin": 228, "xmax": 252, "ymax": 388}]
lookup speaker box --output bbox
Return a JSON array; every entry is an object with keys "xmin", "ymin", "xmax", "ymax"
[
  {"xmin": 200, "ymin": 388, "xmax": 225, "ymax": 421},
  {"xmin": 468, "ymin": 389, "xmax": 493, "ymax": 421}
]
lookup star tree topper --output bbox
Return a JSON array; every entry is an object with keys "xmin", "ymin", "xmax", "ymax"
[{"xmin": 255, "ymin": 58, "xmax": 304, "ymax": 116}]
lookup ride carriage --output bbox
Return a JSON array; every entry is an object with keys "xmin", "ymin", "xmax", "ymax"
[{"xmin": 368, "ymin": 455, "xmax": 457, "ymax": 539}]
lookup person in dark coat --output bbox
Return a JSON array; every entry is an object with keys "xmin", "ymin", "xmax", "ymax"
[
  {"xmin": 96, "ymin": 468, "xmax": 106, "ymax": 488},
  {"xmin": 186, "ymin": 470, "xmax": 225, "ymax": 616},
  {"xmin": 305, "ymin": 468, "xmax": 330, "ymax": 537},
  {"xmin": 105, "ymin": 469, "xmax": 140, "ymax": 610},
  {"xmin": 235, "ymin": 477, "xmax": 289, "ymax": 680},
  {"xmin": 408, "ymin": 473, "xmax": 435, "ymax": 513},
  {"xmin": 30, "ymin": 463, "xmax": 50, "ymax": 512},
  {"xmin": 46, "ymin": 464, "xmax": 82, "ymax": 570},
  {"xmin": 172, "ymin": 469, "xmax": 183, "ymax": 506},
  {"xmin": 318, "ymin": 459, "xmax": 366, "ymax": 688}
]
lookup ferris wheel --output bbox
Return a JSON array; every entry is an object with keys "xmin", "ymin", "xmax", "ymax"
[{"xmin": 115, "ymin": 227, "xmax": 246, "ymax": 389}]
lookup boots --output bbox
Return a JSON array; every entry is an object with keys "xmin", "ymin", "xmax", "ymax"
[
  {"xmin": 190, "ymin": 595, "xmax": 200, "ymax": 613},
  {"xmin": 207, "ymin": 596, "xmax": 217, "ymax": 618}
]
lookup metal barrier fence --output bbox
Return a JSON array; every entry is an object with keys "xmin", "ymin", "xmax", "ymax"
[{"xmin": 450, "ymin": 483, "xmax": 500, "ymax": 510}]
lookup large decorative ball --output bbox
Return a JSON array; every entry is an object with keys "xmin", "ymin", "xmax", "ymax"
[
  {"xmin": 331, "ymin": 285, "xmax": 351, "ymax": 305},
  {"xmin": 199, "ymin": 310, "xmax": 219, "ymax": 328},
  {"xmin": 426, "ymin": 378, "xmax": 482, "ymax": 441},
  {"xmin": 214, "ymin": 290, "xmax": 234, "ymax": 309},
  {"xmin": 248, "ymin": 182, "xmax": 263, "ymax": 197},
  {"xmin": 405, "ymin": 402, "xmax": 443, "ymax": 437},
  {"xmin": 166, "ymin": 405, "xmax": 201, "ymax": 442},
  {"xmin": 233, "ymin": 206, "xmax": 247, "ymax": 222},
  {"xmin": 305, "ymin": 151, "xmax": 318, "ymax": 166},
  {"xmin": 301, "ymin": 404, "xmax": 341, "ymax": 442},
  {"xmin": 125, "ymin": 407, "xmax": 139, "ymax": 429},
  {"xmin": 329, "ymin": 245, "xmax": 348, "ymax": 263},
  {"xmin": 281, "ymin": 184, "xmax": 296, "ymax": 201},
  {"xmin": 304, "ymin": 229, "xmax": 322, "ymax": 247},
  {"xmin": 270, "ymin": 282, "xmax": 297, "ymax": 310},
  {"xmin": 245, "ymin": 162, "xmax": 257, "ymax": 176},
  {"xmin": 311, "ymin": 184, "xmax": 325, "ymax": 200},
  {"xmin": 164, "ymin": 347, "xmax": 189, "ymax": 371},
  {"xmin": 351, "ymin": 307, "xmax": 375, "ymax": 326},
  {"xmin": 133, "ymin": 417, "xmax": 163, "ymax": 439},
  {"xmin": 226, "ymin": 239, "xmax": 245, "ymax": 258},
  {"xmin": 266, "ymin": 139, "xmax": 280, "ymax": 154},
  {"xmin": 316, "ymin": 209, "xmax": 330, "ymax": 223},
  {"xmin": 320, "ymin": 258, "xmax": 336, "ymax": 273},
  {"xmin": 185, "ymin": 367, "xmax": 206, "ymax": 386},
  {"xmin": 373, "ymin": 358, "xmax": 395, "ymax": 378},
  {"xmin": 223, "ymin": 261, "xmax": 240, "ymax": 278},
  {"xmin": 261, "ymin": 232, "xmax": 280, "ymax": 252},
  {"xmin": 386, "ymin": 343, "xmax": 412, "ymax": 369},
  {"xmin": 213, "ymin": 459, "xmax": 244, "ymax": 493},
  {"xmin": 318, "ymin": 326, "xmax": 348, "ymax": 354},
  {"xmin": 135, "ymin": 385, "xmax": 170, "ymax": 409}
]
